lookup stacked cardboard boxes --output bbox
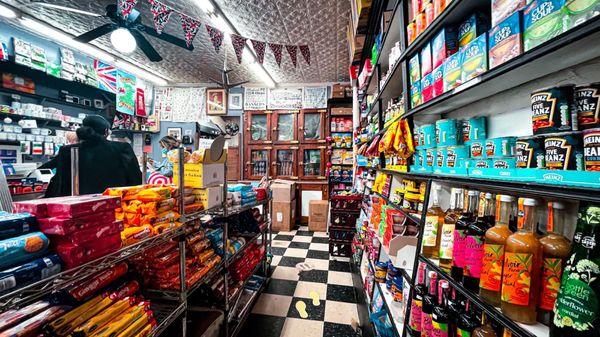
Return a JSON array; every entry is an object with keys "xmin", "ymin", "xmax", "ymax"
[
  {"xmin": 271, "ymin": 180, "xmax": 296, "ymax": 232},
  {"xmin": 308, "ymin": 200, "xmax": 328, "ymax": 232}
]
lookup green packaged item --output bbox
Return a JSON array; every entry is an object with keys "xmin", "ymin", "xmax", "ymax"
[
  {"xmin": 458, "ymin": 13, "xmax": 490, "ymax": 48},
  {"xmin": 45, "ymin": 63, "xmax": 62, "ymax": 78},
  {"xmin": 563, "ymin": 0, "xmax": 600, "ymax": 30},
  {"xmin": 409, "ymin": 54, "xmax": 421, "ymax": 84},
  {"xmin": 461, "ymin": 34, "xmax": 489, "ymax": 84},
  {"xmin": 411, "ymin": 82, "xmax": 423, "ymax": 108},
  {"xmin": 523, "ymin": 0, "xmax": 567, "ymax": 51},
  {"xmin": 443, "ymin": 51, "xmax": 463, "ymax": 92}
]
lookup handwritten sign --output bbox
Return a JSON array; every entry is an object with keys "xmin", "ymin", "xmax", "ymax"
[
  {"xmin": 244, "ymin": 87, "xmax": 267, "ymax": 110},
  {"xmin": 268, "ymin": 87, "xmax": 303, "ymax": 110},
  {"xmin": 303, "ymin": 86, "xmax": 328, "ymax": 108}
]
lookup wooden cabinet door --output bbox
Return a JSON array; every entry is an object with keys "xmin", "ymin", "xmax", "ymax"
[
  {"xmin": 299, "ymin": 145, "xmax": 326, "ymax": 180},
  {"xmin": 272, "ymin": 110, "xmax": 298, "ymax": 144},
  {"xmin": 299, "ymin": 109, "xmax": 327, "ymax": 144},
  {"xmin": 271, "ymin": 146, "xmax": 298, "ymax": 180},
  {"xmin": 245, "ymin": 110, "xmax": 272, "ymax": 145},
  {"xmin": 226, "ymin": 147, "xmax": 240, "ymax": 181},
  {"xmin": 244, "ymin": 146, "xmax": 271, "ymax": 180}
]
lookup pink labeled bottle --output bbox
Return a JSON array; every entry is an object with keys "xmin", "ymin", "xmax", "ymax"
[
  {"xmin": 409, "ymin": 262, "xmax": 427, "ymax": 336},
  {"xmin": 464, "ymin": 193, "xmax": 495, "ymax": 292},
  {"xmin": 421, "ymin": 271, "xmax": 438, "ymax": 337},
  {"xmin": 451, "ymin": 190, "xmax": 479, "ymax": 282}
]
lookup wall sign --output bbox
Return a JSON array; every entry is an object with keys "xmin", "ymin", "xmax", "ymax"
[
  {"xmin": 244, "ymin": 87, "xmax": 267, "ymax": 110},
  {"xmin": 116, "ymin": 69, "xmax": 136, "ymax": 115},
  {"xmin": 268, "ymin": 87, "xmax": 303, "ymax": 110},
  {"xmin": 303, "ymin": 86, "xmax": 328, "ymax": 109}
]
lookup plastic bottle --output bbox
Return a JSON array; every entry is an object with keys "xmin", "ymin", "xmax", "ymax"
[{"xmin": 452, "ymin": 190, "xmax": 479, "ymax": 282}]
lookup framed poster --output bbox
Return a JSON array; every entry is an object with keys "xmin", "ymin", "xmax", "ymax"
[
  {"xmin": 167, "ymin": 127, "xmax": 182, "ymax": 140},
  {"xmin": 267, "ymin": 88, "xmax": 303, "ymax": 110},
  {"xmin": 206, "ymin": 88, "xmax": 227, "ymax": 115},
  {"xmin": 303, "ymin": 86, "xmax": 328, "ymax": 109},
  {"xmin": 229, "ymin": 93, "xmax": 243, "ymax": 110},
  {"xmin": 244, "ymin": 87, "xmax": 267, "ymax": 110}
]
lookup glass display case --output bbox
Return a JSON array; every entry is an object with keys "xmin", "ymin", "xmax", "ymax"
[
  {"xmin": 272, "ymin": 146, "xmax": 298, "ymax": 179},
  {"xmin": 273, "ymin": 111, "xmax": 298, "ymax": 144},
  {"xmin": 245, "ymin": 146, "xmax": 271, "ymax": 180},
  {"xmin": 299, "ymin": 146, "xmax": 326, "ymax": 179},
  {"xmin": 245, "ymin": 110, "xmax": 271, "ymax": 144},
  {"xmin": 299, "ymin": 109, "xmax": 327, "ymax": 143}
]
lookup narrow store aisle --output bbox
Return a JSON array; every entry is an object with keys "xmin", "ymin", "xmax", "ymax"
[{"xmin": 239, "ymin": 226, "xmax": 360, "ymax": 337}]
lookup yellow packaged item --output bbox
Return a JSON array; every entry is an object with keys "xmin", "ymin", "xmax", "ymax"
[
  {"xmin": 122, "ymin": 200, "xmax": 143, "ymax": 214},
  {"xmin": 133, "ymin": 323, "xmax": 153, "ymax": 337},
  {"xmin": 124, "ymin": 213, "xmax": 141, "ymax": 227},
  {"xmin": 73, "ymin": 297, "xmax": 135, "ymax": 336},
  {"xmin": 48, "ymin": 294, "xmax": 106, "ymax": 336},
  {"xmin": 136, "ymin": 187, "xmax": 172, "ymax": 202},
  {"xmin": 93, "ymin": 302, "xmax": 149, "ymax": 337},
  {"xmin": 104, "ymin": 185, "xmax": 147, "ymax": 200},
  {"xmin": 153, "ymin": 222, "xmax": 182, "ymax": 234},
  {"xmin": 167, "ymin": 149, "xmax": 190, "ymax": 163},
  {"xmin": 115, "ymin": 311, "xmax": 153, "ymax": 337},
  {"xmin": 122, "ymin": 225, "xmax": 155, "ymax": 245}
]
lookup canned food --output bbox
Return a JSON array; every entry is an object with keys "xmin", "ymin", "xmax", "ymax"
[
  {"xmin": 531, "ymin": 85, "xmax": 576, "ymax": 134},
  {"xmin": 516, "ymin": 136, "xmax": 544, "ymax": 168},
  {"xmin": 471, "ymin": 158, "xmax": 492, "ymax": 168},
  {"xmin": 446, "ymin": 145, "xmax": 470, "ymax": 168},
  {"xmin": 544, "ymin": 132, "xmax": 584, "ymax": 170},
  {"xmin": 435, "ymin": 119, "xmax": 459, "ymax": 146},
  {"xmin": 421, "ymin": 124, "xmax": 437, "ymax": 148},
  {"xmin": 493, "ymin": 157, "xmax": 517, "ymax": 169},
  {"xmin": 414, "ymin": 126, "xmax": 421, "ymax": 148},
  {"xmin": 485, "ymin": 137, "xmax": 516, "ymax": 157},
  {"xmin": 583, "ymin": 128, "xmax": 600, "ymax": 171},
  {"xmin": 470, "ymin": 140, "xmax": 485, "ymax": 158},
  {"xmin": 436, "ymin": 147, "xmax": 448, "ymax": 167},
  {"xmin": 425, "ymin": 148, "xmax": 437, "ymax": 167},
  {"xmin": 468, "ymin": 116, "xmax": 487, "ymax": 143},
  {"xmin": 575, "ymin": 82, "xmax": 600, "ymax": 130}
]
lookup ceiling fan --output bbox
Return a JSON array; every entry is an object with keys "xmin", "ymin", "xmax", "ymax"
[
  {"xmin": 210, "ymin": 54, "xmax": 248, "ymax": 90},
  {"xmin": 26, "ymin": 1, "xmax": 194, "ymax": 62}
]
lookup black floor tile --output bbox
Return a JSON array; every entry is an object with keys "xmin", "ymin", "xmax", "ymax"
[
  {"xmin": 278, "ymin": 256, "xmax": 305, "ymax": 268},
  {"xmin": 306, "ymin": 250, "xmax": 330, "ymax": 260},
  {"xmin": 271, "ymin": 247, "xmax": 287, "ymax": 256},
  {"xmin": 296, "ymin": 230, "xmax": 314, "ymax": 236},
  {"xmin": 311, "ymin": 237, "xmax": 329, "ymax": 244},
  {"xmin": 288, "ymin": 242, "xmax": 310, "ymax": 249},
  {"xmin": 329, "ymin": 260, "xmax": 351, "ymax": 273},
  {"xmin": 273, "ymin": 234, "xmax": 294, "ymax": 241},
  {"xmin": 299, "ymin": 269, "xmax": 328, "ymax": 283},
  {"xmin": 326, "ymin": 284, "xmax": 356, "ymax": 303},
  {"xmin": 323, "ymin": 322, "xmax": 359, "ymax": 337},
  {"xmin": 263, "ymin": 279, "xmax": 298, "ymax": 297},
  {"xmin": 238, "ymin": 313, "xmax": 286, "ymax": 337},
  {"xmin": 287, "ymin": 297, "xmax": 326, "ymax": 321}
]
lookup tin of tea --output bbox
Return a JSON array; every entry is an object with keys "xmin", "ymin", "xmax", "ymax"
[
  {"xmin": 470, "ymin": 140, "xmax": 485, "ymax": 158},
  {"xmin": 425, "ymin": 148, "xmax": 437, "ymax": 167},
  {"xmin": 516, "ymin": 136, "xmax": 544, "ymax": 168},
  {"xmin": 435, "ymin": 119, "xmax": 459, "ymax": 146},
  {"xmin": 583, "ymin": 128, "xmax": 600, "ymax": 171},
  {"xmin": 446, "ymin": 145, "xmax": 470, "ymax": 168},
  {"xmin": 436, "ymin": 147, "xmax": 448, "ymax": 167},
  {"xmin": 421, "ymin": 124, "xmax": 437, "ymax": 149},
  {"xmin": 575, "ymin": 82, "xmax": 600, "ymax": 130},
  {"xmin": 531, "ymin": 85, "xmax": 575, "ymax": 134},
  {"xmin": 485, "ymin": 137, "xmax": 516, "ymax": 157},
  {"xmin": 544, "ymin": 132, "xmax": 584, "ymax": 170},
  {"xmin": 493, "ymin": 157, "xmax": 517, "ymax": 169},
  {"xmin": 468, "ymin": 116, "xmax": 487, "ymax": 143}
]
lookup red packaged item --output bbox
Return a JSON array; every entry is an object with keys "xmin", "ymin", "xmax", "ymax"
[
  {"xmin": 56, "ymin": 234, "xmax": 122, "ymax": 269},
  {"xmin": 45, "ymin": 195, "xmax": 120, "ymax": 218},
  {"xmin": 153, "ymin": 249, "xmax": 180, "ymax": 267},
  {"xmin": 145, "ymin": 242, "xmax": 178, "ymax": 260},
  {"xmin": 50, "ymin": 221, "xmax": 123, "ymax": 246},
  {"xmin": 254, "ymin": 188, "xmax": 267, "ymax": 200},
  {"xmin": 37, "ymin": 211, "xmax": 116, "ymax": 235},
  {"xmin": 0, "ymin": 306, "xmax": 69, "ymax": 337},
  {"xmin": 0, "ymin": 301, "xmax": 50, "ymax": 332},
  {"xmin": 186, "ymin": 231, "xmax": 205, "ymax": 246},
  {"xmin": 12, "ymin": 199, "xmax": 48, "ymax": 218},
  {"xmin": 189, "ymin": 239, "xmax": 211, "ymax": 255},
  {"xmin": 68, "ymin": 262, "xmax": 128, "ymax": 301}
]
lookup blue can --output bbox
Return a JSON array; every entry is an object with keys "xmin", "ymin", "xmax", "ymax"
[
  {"xmin": 436, "ymin": 119, "xmax": 459, "ymax": 146},
  {"xmin": 485, "ymin": 137, "xmax": 517, "ymax": 158},
  {"xmin": 470, "ymin": 140, "xmax": 485, "ymax": 158},
  {"xmin": 436, "ymin": 147, "xmax": 448, "ymax": 167},
  {"xmin": 468, "ymin": 117, "xmax": 487, "ymax": 143},
  {"xmin": 425, "ymin": 148, "xmax": 437, "ymax": 167},
  {"xmin": 446, "ymin": 145, "xmax": 470, "ymax": 168},
  {"xmin": 421, "ymin": 124, "xmax": 437, "ymax": 149}
]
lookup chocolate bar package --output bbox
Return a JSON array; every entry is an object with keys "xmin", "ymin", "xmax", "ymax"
[
  {"xmin": 0, "ymin": 254, "xmax": 61, "ymax": 293},
  {"xmin": 45, "ymin": 194, "xmax": 120, "ymax": 218},
  {"xmin": 0, "ymin": 232, "xmax": 49, "ymax": 269},
  {"xmin": 12, "ymin": 199, "xmax": 48, "ymax": 218},
  {"xmin": 0, "ymin": 212, "xmax": 37, "ymax": 240},
  {"xmin": 50, "ymin": 220, "xmax": 123, "ymax": 246},
  {"xmin": 37, "ymin": 211, "xmax": 116, "ymax": 235},
  {"xmin": 56, "ymin": 234, "xmax": 122, "ymax": 269}
]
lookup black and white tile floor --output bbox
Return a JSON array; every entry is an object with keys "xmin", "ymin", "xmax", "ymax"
[{"xmin": 238, "ymin": 226, "xmax": 360, "ymax": 337}]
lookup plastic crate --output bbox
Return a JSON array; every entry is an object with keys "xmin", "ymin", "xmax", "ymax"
[
  {"xmin": 330, "ymin": 194, "xmax": 363, "ymax": 210},
  {"xmin": 330, "ymin": 228, "xmax": 355, "ymax": 241},
  {"xmin": 329, "ymin": 241, "xmax": 353, "ymax": 257},
  {"xmin": 330, "ymin": 211, "xmax": 359, "ymax": 227}
]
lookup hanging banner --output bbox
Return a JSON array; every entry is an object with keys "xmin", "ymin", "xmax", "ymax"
[
  {"xmin": 268, "ymin": 87, "xmax": 303, "ymax": 110},
  {"xmin": 251, "ymin": 40, "xmax": 266, "ymax": 64},
  {"xmin": 231, "ymin": 34, "xmax": 247, "ymax": 64},
  {"xmin": 116, "ymin": 70, "xmax": 136, "ymax": 115},
  {"xmin": 244, "ymin": 87, "xmax": 267, "ymax": 110},
  {"xmin": 135, "ymin": 88, "xmax": 147, "ymax": 117},
  {"xmin": 149, "ymin": 0, "xmax": 173, "ymax": 34},
  {"xmin": 94, "ymin": 60, "xmax": 117, "ymax": 93},
  {"xmin": 180, "ymin": 13, "xmax": 201, "ymax": 47},
  {"xmin": 268, "ymin": 43, "xmax": 283, "ymax": 67},
  {"xmin": 299, "ymin": 45, "xmax": 311, "ymax": 65},
  {"xmin": 118, "ymin": 0, "xmax": 138, "ymax": 19},
  {"xmin": 206, "ymin": 25, "xmax": 224, "ymax": 53},
  {"xmin": 155, "ymin": 87, "xmax": 173, "ymax": 121},
  {"xmin": 302, "ymin": 87, "xmax": 327, "ymax": 109},
  {"xmin": 286, "ymin": 45, "xmax": 298, "ymax": 68}
]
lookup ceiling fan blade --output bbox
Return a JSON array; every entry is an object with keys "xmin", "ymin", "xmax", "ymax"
[
  {"xmin": 26, "ymin": 2, "xmax": 103, "ymax": 17},
  {"xmin": 130, "ymin": 30, "xmax": 162, "ymax": 62},
  {"xmin": 137, "ymin": 24, "xmax": 194, "ymax": 51},
  {"xmin": 74, "ymin": 23, "xmax": 116, "ymax": 43}
]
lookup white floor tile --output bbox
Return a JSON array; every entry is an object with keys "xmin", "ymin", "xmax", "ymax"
[
  {"xmin": 313, "ymin": 232, "xmax": 329, "ymax": 238},
  {"xmin": 330, "ymin": 256, "xmax": 351, "ymax": 262},
  {"xmin": 271, "ymin": 255, "xmax": 282, "ymax": 266},
  {"xmin": 298, "ymin": 226, "xmax": 309, "ymax": 231},
  {"xmin": 324, "ymin": 300, "xmax": 359, "ymax": 325},
  {"xmin": 308, "ymin": 243, "xmax": 329, "ymax": 251},
  {"xmin": 272, "ymin": 240, "xmax": 291, "ymax": 248},
  {"xmin": 285, "ymin": 248, "xmax": 309, "ymax": 258},
  {"xmin": 272, "ymin": 266, "xmax": 300, "ymax": 281},
  {"xmin": 291, "ymin": 236, "xmax": 312, "ymax": 243},
  {"xmin": 251, "ymin": 293, "xmax": 293, "ymax": 317},
  {"xmin": 304, "ymin": 258, "xmax": 330, "ymax": 271},
  {"xmin": 327, "ymin": 271, "xmax": 353, "ymax": 286},
  {"xmin": 293, "ymin": 281, "xmax": 327, "ymax": 300},
  {"xmin": 276, "ymin": 230, "xmax": 297, "ymax": 236},
  {"xmin": 280, "ymin": 318, "xmax": 324, "ymax": 337}
]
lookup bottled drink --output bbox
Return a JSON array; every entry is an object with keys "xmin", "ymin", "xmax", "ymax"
[
  {"xmin": 447, "ymin": 288, "xmax": 464, "ymax": 337},
  {"xmin": 501, "ymin": 198, "xmax": 543, "ymax": 324},
  {"xmin": 422, "ymin": 271, "xmax": 438, "ymax": 337},
  {"xmin": 409, "ymin": 262, "xmax": 427, "ymax": 336},
  {"xmin": 423, "ymin": 185, "xmax": 445, "ymax": 260},
  {"xmin": 464, "ymin": 193, "xmax": 494, "ymax": 292},
  {"xmin": 473, "ymin": 313, "xmax": 498, "ymax": 337},
  {"xmin": 551, "ymin": 204, "xmax": 600, "ymax": 337},
  {"xmin": 439, "ymin": 188, "xmax": 464, "ymax": 272},
  {"xmin": 480, "ymin": 195, "xmax": 515, "ymax": 306},
  {"xmin": 432, "ymin": 280, "xmax": 451, "ymax": 337},
  {"xmin": 452, "ymin": 190, "xmax": 479, "ymax": 282},
  {"xmin": 456, "ymin": 300, "xmax": 481, "ymax": 337},
  {"xmin": 538, "ymin": 202, "xmax": 572, "ymax": 325}
]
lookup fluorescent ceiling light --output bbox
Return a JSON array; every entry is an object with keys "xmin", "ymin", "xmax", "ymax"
[
  {"xmin": 115, "ymin": 60, "xmax": 169, "ymax": 86},
  {"xmin": 110, "ymin": 28, "xmax": 137, "ymax": 54},
  {"xmin": 0, "ymin": 4, "xmax": 16, "ymax": 18},
  {"xmin": 250, "ymin": 61, "xmax": 275, "ymax": 88},
  {"xmin": 194, "ymin": 0, "xmax": 215, "ymax": 14},
  {"xmin": 211, "ymin": 15, "xmax": 234, "ymax": 35}
]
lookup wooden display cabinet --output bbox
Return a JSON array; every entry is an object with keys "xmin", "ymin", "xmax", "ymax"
[
  {"xmin": 299, "ymin": 109, "xmax": 327, "ymax": 143},
  {"xmin": 245, "ymin": 110, "xmax": 272, "ymax": 145},
  {"xmin": 272, "ymin": 110, "xmax": 298, "ymax": 144},
  {"xmin": 297, "ymin": 181, "xmax": 329, "ymax": 223},
  {"xmin": 271, "ymin": 145, "xmax": 298, "ymax": 180},
  {"xmin": 244, "ymin": 146, "xmax": 271, "ymax": 180},
  {"xmin": 299, "ymin": 145, "xmax": 326, "ymax": 180}
]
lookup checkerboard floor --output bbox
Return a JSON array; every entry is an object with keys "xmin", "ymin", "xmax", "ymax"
[{"xmin": 237, "ymin": 226, "xmax": 360, "ymax": 337}]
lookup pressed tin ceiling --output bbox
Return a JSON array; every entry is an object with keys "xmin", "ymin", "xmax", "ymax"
[{"xmin": 6, "ymin": 0, "xmax": 351, "ymax": 85}]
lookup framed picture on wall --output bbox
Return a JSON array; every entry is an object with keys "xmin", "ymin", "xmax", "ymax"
[
  {"xmin": 207, "ymin": 88, "xmax": 227, "ymax": 115},
  {"xmin": 229, "ymin": 93, "xmax": 243, "ymax": 110},
  {"xmin": 167, "ymin": 127, "xmax": 182, "ymax": 140}
]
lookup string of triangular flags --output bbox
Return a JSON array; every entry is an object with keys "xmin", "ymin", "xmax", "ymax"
[{"xmin": 118, "ymin": 0, "xmax": 310, "ymax": 67}]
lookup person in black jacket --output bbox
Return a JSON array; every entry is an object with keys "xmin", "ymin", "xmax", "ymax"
[{"xmin": 45, "ymin": 115, "xmax": 142, "ymax": 197}]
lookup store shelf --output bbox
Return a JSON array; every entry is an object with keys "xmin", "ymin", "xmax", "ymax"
[
  {"xmin": 375, "ymin": 280, "xmax": 405, "ymax": 334},
  {"xmin": 420, "ymin": 256, "xmax": 549, "ymax": 337},
  {"xmin": 328, "ymin": 97, "xmax": 353, "ymax": 105},
  {"xmin": 228, "ymin": 226, "xmax": 267, "ymax": 264},
  {"xmin": 150, "ymin": 302, "xmax": 186, "ymax": 337},
  {"xmin": 224, "ymin": 198, "xmax": 270, "ymax": 217},
  {"xmin": 0, "ymin": 112, "xmax": 77, "ymax": 131},
  {"xmin": 0, "ymin": 87, "xmax": 103, "ymax": 112},
  {"xmin": 227, "ymin": 260, "xmax": 265, "ymax": 320},
  {"xmin": 146, "ymin": 261, "xmax": 224, "ymax": 302},
  {"xmin": 372, "ymin": 192, "xmax": 421, "ymax": 224},
  {"xmin": 229, "ymin": 279, "xmax": 267, "ymax": 337}
]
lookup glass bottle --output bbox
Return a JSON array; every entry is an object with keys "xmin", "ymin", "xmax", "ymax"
[
  {"xmin": 447, "ymin": 288, "xmax": 464, "ymax": 337},
  {"xmin": 501, "ymin": 198, "xmax": 543, "ymax": 324},
  {"xmin": 452, "ymin": 190, "xmax": 479, "ymax": 282},
  {"xmin": 432, "ymin": 280, "xmax": 451, "ymax": 337},
  {"xmin": 409, "ymin": 262, "xmax": 427, "ymax": 336},
  {"xmin": 440, "ymin": 188, "xmax": 464, "ymax": 272},
  {"xmin": 423, "ymin": 185, "xmax": 445, "ymax": 260},
  {"xmin": 464, "ymin": 193, "xmax": 495, "ymax": 292},
  {"xmin": 422, "ymin": 271, "xmax": 438, "ymax": 337},
  {"xmin": 456, "ymin": 300, "xmax": 481, "ymax": 337},
  {"xmin": 480, "ymin": 195, "xmax": 515, "ymax": 306},
  {"xmin": 551, "ymin": 204, "xmax": 600, "ymax": 337},
  {"xmin": 538, "ymin": 202, "xmax": 572, "ymax": 325},
  {"xmin": 473, "ymin": 313, "xmax": 498, "ymax": 337}
]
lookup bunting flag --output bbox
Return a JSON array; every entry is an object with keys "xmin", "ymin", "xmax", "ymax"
[
  {"xmin": 179, "ymin": 13, "xmax": 201, "ymax": 47},
  {"xmin": 251, "ymin": 39, "xmax": 266, "ymax": 64},
  {"xmin": 231, "ymin": 34, "xmax": 247, "ymax": 64},
  {"xmin": 285, "ymin": 45, "xmax": 298, "ymax": 68},
  {"xmin": 206, "ymin": 25, "xmax": 224, "ymax": 53},
  {"xmin": 269, "ymin": 43, "xmax": 283, "ymax": 67},
  {"xmin": 118, "ymin": 0, "xmax": 138, "ymax": 19},
  {"xmin": 149, "ymin": 0, "xmax": 173, "ymax": 34},
  {"xmin": 299, "ymin": 45, "xmax": 310, "ymax": 65}
]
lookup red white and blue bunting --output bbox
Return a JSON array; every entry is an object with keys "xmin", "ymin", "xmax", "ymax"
[{"xmin": 149, "ymin": 0, "xmax": 173, "ymax": 34}]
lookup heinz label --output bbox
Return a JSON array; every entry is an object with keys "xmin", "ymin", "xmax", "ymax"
[
  {"xmin": 480, "ymin": 244, "xmax": 505, "ymax": 291},
  {"xmin": 576, "ymin": 84, "xmax": 600, "ymax": 128},
  {"xmin": 501, "ymin": 252, "xmax": 533, "ymax": 306},
  {"xmin": 539, "ymin": 257, "xmax": 562, "ymax": 310}
]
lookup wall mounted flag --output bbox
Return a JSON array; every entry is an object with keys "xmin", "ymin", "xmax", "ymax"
[
  {"xmin": 118, "ymin": 0, "xmax": 138, "ymax": 19},
  {"xmin": 206, "ymin": 25, "xmax": 224, "ymax": 53},
  {"xmin": 94, "ymin": 60, "xmax": 117, "ymax": 94},
  {"xmin": 231, "ymin": 34, "xmax": 247, "ymax": 64},
  {"xmin": 179, "ymin": 13, "xmax": 201, "ymax": 47},
  {"xmin": 299, "ymin": 45, "xmax": 310, "ymax": 65},
  {"xmin": 286, "ymin": 45, "xmax": 297, "ymax": 68},
  {"xmin": 149, "ymin": 0, "xmax": 173, "ymax": 34},
  {"xmin": 268, "ymin": 43, "xmax": 283, "ymax": 67}
]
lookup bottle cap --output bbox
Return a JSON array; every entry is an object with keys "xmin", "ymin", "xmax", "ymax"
[
  {"xmin": 552, "ymin": 201, "xmax": 566, "ymax": 209},
  {"xmin": 522, "ymin": 198, "xmax": 537, "ymax": 206},
  {"xmin": 499, "ymin": 194, "xmax": 514, "ymax": 202},
  {"xmin": 440, "ymin": 280, "xmax": 449, "ymax": 289},
  {"xmin": 485, "ymin": 193, "xmax": 493, "ymax": 199},
  {"xmin": 428, "ymin": 271, "xmax": 437, "ymax": 278},
  {"xmin": 468, "ymin": 190, "xmax": 478, "ymax": 196}
]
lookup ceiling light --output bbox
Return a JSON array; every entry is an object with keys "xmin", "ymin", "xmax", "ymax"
[
  {"xmin": 0, "ymin": 4, "xmax": 16, "ymax": 18},
  {"xmin": 250, "ymin": 61, "xmax": 275, "ymax": 88},
  {"xmin": 115, "ymin": 60, "xmax": 169, "ymax": 86},
  {"xmin": 110, "ymin": 28, "xmax": 137, "ymax": 54},
  {"xmin": 194, "ymin": 0, "xmax": 215, "ymax": 14}
]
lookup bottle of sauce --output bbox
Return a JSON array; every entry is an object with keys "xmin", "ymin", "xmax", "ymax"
[
  {"xmin": 409, "ymin": 262, "xmax": 427, "ymax": 336},
  {"xmin": 551, "ymin": 204, "xmax": 600, "ymax": 337},
  {"xmin": 439, "ymin": 188, "xmax": 464, "ymax": 272},
  {"xmin": 538, "ymin": 201, "xmax": 572, "ymax": 325},
  {"xmin": 452, "ymin": 190, "xmax": 479, "ymax": 282},
  {"xmin": 480, "ymin": 195, "xmax": 515, "ymax": 306},
  {"xmin": 473, "ymin": 313, "xmax": 498, "ymax": 337},
  {"xmin": 423, "ymin": 185, "xmax": 445, "ymax": 260},
  {"xmin": 447, "ymin": 288, "xmax": 464, "ymax": 337},
  {"xmin": 422, "ymin": 271, "xmax": 438, "ymax": 337},
  {"xmin": 432, "ymin": 280, "xmax": 451, "ymax": 337},
  {"xmin": 464, "ymin": 193, "xmax": 494, "ymax": 292},
  {"xmin": 501, "ymin": 198, "xmax": 543, "ymax": 324},
  {"xmin": 456, "ymin": 300, "xmax": 481, "ymax": 337}
]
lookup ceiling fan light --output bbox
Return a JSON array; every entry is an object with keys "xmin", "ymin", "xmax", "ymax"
[
  {"xmin": 110, "ymin": 28, "xmax": 136, "ymax": 54},
  {"xmin": 0, "ymin": 4, "xmax": 16, "ymax": 18}
]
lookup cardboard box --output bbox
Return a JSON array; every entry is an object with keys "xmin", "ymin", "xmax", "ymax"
[
  {"xmin": 420, "ymin": 42, "xmax": 432, "ymax": 76},
  {"xmin": 331, "ymin": 107, "xmax": 353, "ymax": 115},
  {"xmin": 421, "ymin": 73, "xmax": 434, "ymax": 103},
  {"xmin": 271, "ymin": 179, "xmax": 296, "ymax": 202},
  {"xmin": 489, "ymin": 11, "xmax": 523, "ymax": 69},
  {"xmin": 443, "ymin": 50, "xmax": 463, "ymax": 92},
  {"xmin": 409, "ymin": 54, "xmax": 421, "ymax": 84},
  {"xmin": 309, "ymin": 200, "xmax": 328, "ymax": 225},
  {"xmin": 309, "ymin": 219, "xmax": 327, "ymax": 232},
  {"xmin": 193, "ymin": 186, "xmax": 223, "ymax": 210},
  {"xmin": 332, "ymin": 84, "xmax": 348, "ymax": 98},
  {"xmin": 431, "ymin": 27, "xmax": 459, "ymax": 69},
  {"xmin": 432, "ymin": 65, "xmax": 444, "ymax": 98},
  {"xmin": 272, "ymin": 200, "xmax": 296, "ymax": 232},
  {"xmin": 410, "ymin": 81, "xmax": 422, "ymax": 108},
  {"xmin": 173, "ymin": 147, "xmax": 226, "ymax": 188},
  {"xmin": 458, "ymin": 13, "xmax": 489, "ymax": 48},
  {"xmin": 461, "ymin": 33, "xmax": 488, "ymax": 83},
  {"xmin": 492, "ymin": 0, "xmax": 526, "ymax": 27},
  {"xmin": 523, "ymin": 0, "xmax": 566, "ymax": 52}
]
